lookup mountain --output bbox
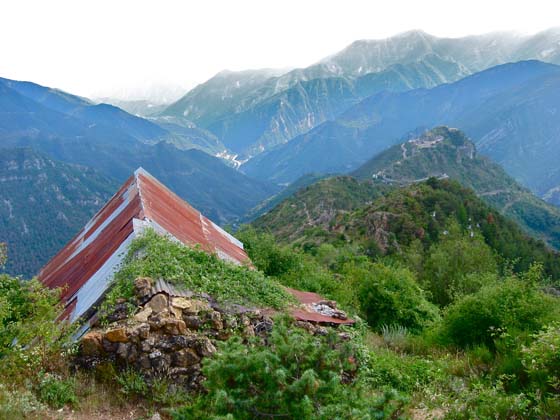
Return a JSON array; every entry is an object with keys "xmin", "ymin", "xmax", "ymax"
[
  {"xmin": 316, "ymin": 28, "xmax": 560, "ymax": 77},
  {"xmin": 352, "ymin": 127, "xmax": 560, "ymax": 248},
  {"xmin": 242, "ymin": 60, "xmax": 560, "ymax": 202},
  {"xmin": 0, "ymin": 77, "xmax": 223, "ymax": 155},
  {"xmin": 252, "ymin": 176, "xmax": 560, "ymax": 280},
  {"xmin": 207, "ymin": 57, "xmax": 465, "ymax": 158},
  {"xmin": 0, "ymin": 148, "xmax": 117, "ymax": 277},
  {"xmin": 0, "ymin": 77, "xmax": 278, "ymax": 223},
  {"xmin": 162, "ymin": 28, "xmax": 560, "ymax": 158}
]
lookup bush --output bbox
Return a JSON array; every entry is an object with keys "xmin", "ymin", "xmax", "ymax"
[
  {"xmin": 172, "ymin": 318, "xmax": 406, "ymax": 419},
  {"xmin": 522, "ymin": 323, "xmax": 560, "ymax": 393},
  {"xmin": 421, "ymin": 227, "xmax": 498, "ymax": 306},
  {"xmin": 0, "ymin": 275, "xmax": 66, "ymax": 378},
  {"xmin": 36, "ymin": 373, "xmax": 77, "ymax": 409},
  {"xmin": 351, "ymin": 262, "xmax": 439, "ymax": 333},
  {"xmin": 440, "ymin": 276, "xmax": 559, "ymax": 350}
]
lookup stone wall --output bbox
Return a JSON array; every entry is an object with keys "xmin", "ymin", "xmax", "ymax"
[{"xmin": 78, "ymin": 277, "xmax": 273, "ymax": 390}]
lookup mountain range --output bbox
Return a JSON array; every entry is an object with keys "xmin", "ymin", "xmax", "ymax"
[
  {"xmin": 0, "ymin": 76, "xmax": 277, "ymax": 224},
  {"xmin": 3, "ymin": 28, "xmax": 560, "ymax": 277},
  {"xmin": 160, "ymin": 28, "xmax": 560, "ymax": 160},
  {"xmin": 243, "ymin": 60, "xmax": 560, "ymax": 207}
]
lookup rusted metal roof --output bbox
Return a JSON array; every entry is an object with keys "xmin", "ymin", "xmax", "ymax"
[{"xmin": 38, "ymin": 168, "xmax": 250, "ymax": 322}]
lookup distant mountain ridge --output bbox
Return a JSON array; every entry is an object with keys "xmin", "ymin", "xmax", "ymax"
[
  {"xmin": 242, "ymin": 60, "xmax": 560, "ymax": 207},
  {"xmin": 161, "ymin": 28, "xmax": 560, "ymax": 158},
  {"xmin": 0, "ymin": 76, "xmax": 278, "ymax": 224}
]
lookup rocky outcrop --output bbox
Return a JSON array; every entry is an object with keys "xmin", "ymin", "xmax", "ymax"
[{"xmin": 77, "ymin": 277, "xmax": 273, "ymax": 390}]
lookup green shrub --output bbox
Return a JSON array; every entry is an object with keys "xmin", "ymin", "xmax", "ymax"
[
  {"xmin": 0, "ymin": 384, "xmax": 45, "ymax": 418},
  {"xmin": 522, "ymin": 323, "xmax": 560, "ymax": 393},
  {"xmin": 116, "ymin": 368, "xmax": 148, "ymax": 398},
  {"xmin": 0, "ymin": 275, "xmax": 66, "ymax": 379},
  {"xmin": 365, "ymin": 349, "xmax": 445, "ymax": 394},
  {"xmin": 173, "ymin": 318, "xmax": 406, "ymax": 419},
  {"xmin": 421, "ymin": 227, "xmax": 498, "ymax": 306},
  {"xmin": 351, "ymin": 262, "xmax": 439, "ymax": 333},
  {"xmin": 444, "ymin": 379, "xmax": 534, "ymax": 419},
  {"xmin": 36, "ymin": 373, "xmax": 77, "ymax": 409},
  {"xmin": 440, "ymin": 276, "xmax": 559, "ymax": 349}
]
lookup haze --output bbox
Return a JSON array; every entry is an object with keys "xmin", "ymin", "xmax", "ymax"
[{"xmin": 1, "ymin": 0, "xmax": 559, "ymax": 102}]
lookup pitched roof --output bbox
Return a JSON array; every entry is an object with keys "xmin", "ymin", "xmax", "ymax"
[{"xmin": 39, "ymin": 168, "xmax": 250, "ymax": 321}]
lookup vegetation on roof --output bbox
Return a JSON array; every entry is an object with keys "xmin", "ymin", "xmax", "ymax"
[{"xmin": 102, "ymin": 229, "xmax": 295, "ymax": 314}]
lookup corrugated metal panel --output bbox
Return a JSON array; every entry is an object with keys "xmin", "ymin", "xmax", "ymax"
[
  {"xmin": 286, "ymin": 288, "xmax": 354, "ymax": 325},
  {"xmin": 151, "ymin": 278, "xmax": 192, "ymax": 298}
]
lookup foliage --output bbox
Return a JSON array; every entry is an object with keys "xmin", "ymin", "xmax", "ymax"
[
  {"xmin": 352, "ymin": 262, "xmax": 439, "ymax": 333},
  {"xmin": 172, "ymin": 318, "xmax": 406, "ymax": 419},
  {"xmin": 420, "ymin": 222, "xmax": 498, "ymax": 306},
  {"xmin": 0, "ymin": 242, "xmax": 6, "ymax": 268},
  {"xmin": 444, "ymin": 379, "xmax": 535, "ymax": 419},
  {"xmin": 439, "ymin": 272, "xmax": 560, "ymax": 349},
  {"xmin": 522, "ymin": 323, "xmax": 560, "ymax": 393},
  {"xmin": 115, "ymin": 368, "xmax": 149, "ymax": 398},
  {"xmin": 102, "ymin": 230, "xmax": 294, "ymax": 314},
  {"xmin": 0, "ymin": 275, "xmax": 64, "ymax": 366},
  {"xmin": 36, "ymin": 372, "xmax": 78, "ymax": 409}
]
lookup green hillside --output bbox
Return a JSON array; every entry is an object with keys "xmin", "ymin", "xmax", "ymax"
[
  {"xmin": 353, "ymin": 126, "xmax": 560, "ymax": 248},
  {"xmin": 0, "ymin": 148, "xmax": 117, "ymax": 277}
]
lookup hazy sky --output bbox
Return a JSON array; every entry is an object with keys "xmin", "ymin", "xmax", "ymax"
[{"xmin": 1, "ymin": 0, "xmax": 559, "ymax": 101}]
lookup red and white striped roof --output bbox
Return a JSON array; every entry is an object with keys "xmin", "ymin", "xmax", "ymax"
[{"xmin": 39, "ymin": 167, "xmax": 250, "ymax": 322}]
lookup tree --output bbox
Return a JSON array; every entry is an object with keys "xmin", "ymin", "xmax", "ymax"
[
  {"xmin": 0, "ymin": 243, "xmax": 6, "ymax": 268},
  {"xmin": 421, "ymin": 223, "xmax": 498, "ymax": 306},
  {"xmin": 350, "ymin": 261, "xmax": 439, "ymax": 332}
]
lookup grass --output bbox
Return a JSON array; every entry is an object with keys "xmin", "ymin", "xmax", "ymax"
[{"xmin": 102, "ymin": 229, "xmax": 296, "ymax": 317}]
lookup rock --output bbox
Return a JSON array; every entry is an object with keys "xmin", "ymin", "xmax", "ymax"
[
  {"xmin": 140, "ymin": 336, "xmax": 156, "ymax": 353},
  {"xmin": 315, "ymin": 326, "xmax": 329, "ymax": 336},
  {"xmin": 149, "ymin": 350, "xmax": 170, "ymax": 371},
  {"xmin": 106, "ymin": 327, "xmax": 128, "ymax": 343},
  {"xmin": 171, "ymin": 297, "xmax": 192, "ymax": 310},
  {"xmin": 127, "ymin": 344, "xmax": 139, "ymax": 363},
  {"xmin": 106, "ymin": 303, "xmax": 129, "ymax": 323},
  {"xmin": 146, "ymin": 293, "xmax": 168, "ymax": 313},
  {"xmin": 129, "ymin": 323, "xmax": 150, "ymax": 340},
  {"xmin": 102, "ymin": 337, "xmax": 118, "ymax": 353},
  {"xmin": 169, "ymin": 305, "xmax": 183, "ymax": 319},
  {"xmin": 162, "ymin": 318, "xmax": 188, "ymax": 335},
  {"xmin": 208, "ymin": 311, "xmax": 223, "ymax": 330},
  {"xmin": 116, "ymin": 343, "xmax": 129, "ymax": 359},
  {"xmin": 134, "ymin": 307, "xmax": 153, "ymax": 323},
  {"xmin": 134, "ymin": 277, "xmax": 153, "ymax": 300},
  {"xmin": 81, "ymin": 332, "xmax": 104, "ymax": 356},
  {"xmin": 148, "ymin": 309, "xmax": 171, "ymax": 330},
  {"xmin": 172, "ymin": 349, "xmax": 200, "ymax": 367},
  {"xmin": 183, "ymin": 299, "xmax": 210, "ymax": 315},
  {"xmin": 138, "ymin": 354, "xmax": 151, "ymax": 369},
  {"xmin": 150, "ymin": 413, "xmax": 161, "ymax": 420},
  {"xmin": 195, "ymin": 337, "xmax": 216, "ymax": 357},
  {"xmin": 183, "ymin": 315, "xmax": 203, "ymax": 330}
]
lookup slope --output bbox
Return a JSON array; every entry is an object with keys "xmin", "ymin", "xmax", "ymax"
[
  {"xmin": 0, "ymin": 77, "xmax": 277, "ymax": 223},
  {"xmin": 352, "ymin": 127, "xmax": 560, "ymax": 248},
  {"xmin": 0, "ymin": 148, "xmax": 117, "ymax": 277},
  {"xmin": 242, "ymin": 60, "xmax": 560, "ymax": 199},
  {"xmin": 253, "ymin": 177, "xmax": 560, "ymax": 280}
]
